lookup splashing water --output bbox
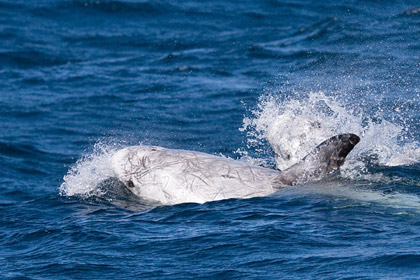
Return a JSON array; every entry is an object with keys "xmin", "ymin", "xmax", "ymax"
[
  {"xmin": 60, "ymin": 142, "xmax": 120, "ymax": 197},
  {"xmin": 241, "ymin": 91, "xmax": 420, "ymax": 171}
]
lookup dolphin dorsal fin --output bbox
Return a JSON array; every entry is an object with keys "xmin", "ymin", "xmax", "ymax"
[{"xmin": 274, "ymin": 134, "xmax": 360, "ymax": 186}]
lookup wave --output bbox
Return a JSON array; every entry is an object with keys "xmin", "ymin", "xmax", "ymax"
[
  {"xmin": 0, "ymin": 141, "xmax": 48, "ymax": 158},
  {"xmin": 274, "ymin": 179, "xmax": 420, "ymax": 214},
  {"xmin": 61, "ymin": 0, "xmax": 173, "ymax": 15},
  {"xmin": 0, "ymin": 50, "xmax": 80, "ymax": 68},
  {"xmin": 250, "ymin": 17, "xmax": 339, "ymax": 59}
]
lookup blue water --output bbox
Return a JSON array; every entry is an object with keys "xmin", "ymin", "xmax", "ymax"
[{"xmin": 2, "ymin": 0, "xmax": 420, "ymax": 279}]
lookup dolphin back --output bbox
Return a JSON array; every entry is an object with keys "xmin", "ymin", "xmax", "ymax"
[{"xmin": 274, "ymin": 134, "xmax": 360, "ymax": 186}]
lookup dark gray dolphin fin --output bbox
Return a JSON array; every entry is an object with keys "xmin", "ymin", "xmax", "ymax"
[{"xmin": 274, "ymin": 133, "xmax": 360, "ymax": 187}]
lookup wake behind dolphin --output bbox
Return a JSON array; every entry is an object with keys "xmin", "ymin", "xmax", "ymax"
[{"xmin": 110, "ymin": 134, "xmax": 360, "ymax": 205}]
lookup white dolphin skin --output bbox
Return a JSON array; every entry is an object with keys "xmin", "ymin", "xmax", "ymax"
[{"xmin": 110, "ymin": 134, "xmax": 360, "ymax": 205}]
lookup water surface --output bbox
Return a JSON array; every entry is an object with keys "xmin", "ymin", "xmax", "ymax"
[{"xmin": 1, "ymin": 0, "xmax": 420, "ymax": 279}]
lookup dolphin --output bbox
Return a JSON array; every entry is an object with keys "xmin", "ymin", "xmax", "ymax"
[{"xmin": 110, "ymin": 134, "xmax": 360, "ymax": 205}]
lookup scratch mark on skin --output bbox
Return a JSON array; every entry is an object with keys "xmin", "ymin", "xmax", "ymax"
[{"xmin": 188, "ymin": 173, "xmax": 211, "ymax": 187}]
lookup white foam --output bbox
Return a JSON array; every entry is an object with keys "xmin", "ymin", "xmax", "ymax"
[
  {"xmin": 59, "ymin": 142, "xmax": 120, "ymax": 197},
  {"xmin": 241, "ymin": 91, "xmax": 420, "ymax": 173}
]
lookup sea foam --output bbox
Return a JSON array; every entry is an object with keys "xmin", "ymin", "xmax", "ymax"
[{"xmin": 241, "ymin": 91, "xmax": 420, "ymax": 171}]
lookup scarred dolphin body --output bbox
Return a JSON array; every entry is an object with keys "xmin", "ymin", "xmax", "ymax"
[{"xmin": 110, "ymin": 134, "xmax": 360, "ymax": 205}]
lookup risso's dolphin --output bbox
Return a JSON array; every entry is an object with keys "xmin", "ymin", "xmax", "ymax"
[{"xmin": 110, "ymin": 134, "xmax": 360, "ymax": 205}]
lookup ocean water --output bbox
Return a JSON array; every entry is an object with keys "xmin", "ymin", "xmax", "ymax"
[{"xmin": 1, "ymin": 0, "xmax": 420, "ymax": 279}]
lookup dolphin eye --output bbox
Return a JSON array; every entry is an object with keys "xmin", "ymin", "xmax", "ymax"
[
  {"xmin": 127, "ymin": 180, "xmax": 135, "ymax": 188},
  {"xmin": 287, "ymin": 154, "xmax": 291, "ymax": 160}
]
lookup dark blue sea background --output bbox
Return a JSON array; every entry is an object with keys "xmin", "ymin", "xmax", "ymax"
[{"xmin": 1, "ymin": 0, "xmax": 420, "ymax": 279}]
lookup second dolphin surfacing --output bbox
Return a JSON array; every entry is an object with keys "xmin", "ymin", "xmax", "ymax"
[{"xmin": 110, "ymin": 134, "xmax": 360, "ymax": 205}]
